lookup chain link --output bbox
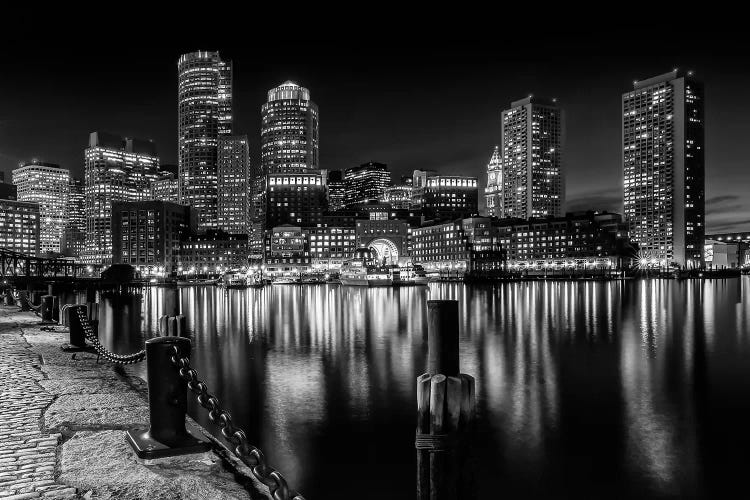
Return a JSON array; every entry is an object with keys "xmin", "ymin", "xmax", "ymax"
[
  {"xmin": 76, "ymin": 307, "xmax": 146, "ymax": 364},
  {"xmin": 170, "ymin": 345, "xmax": 305, "ymax": 500}
]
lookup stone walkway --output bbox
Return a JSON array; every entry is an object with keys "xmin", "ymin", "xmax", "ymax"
[{"xmin": 0, "ymin": 306, "xmax": 267, "ymax": 500}]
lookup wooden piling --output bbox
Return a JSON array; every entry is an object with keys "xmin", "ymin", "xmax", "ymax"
[{"xmin": 416, "ymin": 300, "xmax": 476, "ymax": 500}]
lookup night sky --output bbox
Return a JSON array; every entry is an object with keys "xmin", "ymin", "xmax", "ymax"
[{"xmin": 1, "ymin": 14, "xmax": 748, "ymax": 232}]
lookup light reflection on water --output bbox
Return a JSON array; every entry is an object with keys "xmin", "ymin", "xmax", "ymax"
[{"xmin": 99, "ymin": 278, "xmax": 750, "ymax": 499}]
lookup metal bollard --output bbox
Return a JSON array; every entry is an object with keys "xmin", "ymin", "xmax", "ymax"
[
  {"xmin": 125, "ymin": 337, "xmax": 210, "ymax": 459},
  {"xmin": 41, "ymin": 295, "xmax": 54, "ymax": 322},
  {"xmin": 61, "ymin": 305, "xmax": 92, "ymax": 352}
]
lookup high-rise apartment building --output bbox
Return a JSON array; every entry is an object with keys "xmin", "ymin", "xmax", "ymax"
[
  {"xmin": 218, "ymin": 135, "xmax": 249, "ymax": 234},
  {"xmin": 623, "ymin": 70, "xmax": 705, "ymax": 268},
  {"xmin": 177, "ymin": 51, "xmax": 233, "ymax": 230},
  {"xmin": 83, "ymin": 132, "xmax": 159, "ymax": 264},
  {"xmin": 344, "ymin": 162, "xmax": 391, "ymax": 207},
  {"xmin": 12, "ymin": 162, "xmax": 70, "ymax": 254},
  {"xmin": 501, "ymin": 97, "xmax": 563, "ymax": 219},
  {"xmin": 484, "ymin": 146, "xmax": 502, "ymax": 217},
  {"xmin": 150, "ymin": 172, "xmax": 179, "ymax": 203},
  {"xmin": 260, "ymin": 81, "xmax": 318, "ymax": 175},
  {"xmin": 326, "ymin": 170, "xmax": 346, "ymax": 211}
]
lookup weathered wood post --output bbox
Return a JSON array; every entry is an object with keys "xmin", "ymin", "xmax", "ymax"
[{"xmin": 416, "ymin": 300, "xmax": 476, "ymax": 500}]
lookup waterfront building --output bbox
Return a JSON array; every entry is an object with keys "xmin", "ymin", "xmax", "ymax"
[
  {"xmin": 261, "ymin": 81, "xmax": 318, "ymax": 175},
  {"xmin": 177, "ymin": 230, "xmax": 249, "ymax": 276},
  {"xmin": 411, "ymin": 217, "xmax": 503, "ymax": 274},
  {"xmin": 12, "ymin": 162, "xmax": 70, "ymax": 255},
  {"xmin": 264, "ymin": 225, "xmax": 310, "ymax": 276},
  {"xmin": 411, "ymin": 169, "xmax": 438, "ymax": 210},
  {"xmin": 705, "ymin": 231, "xmax": 750, "ymax": 268},
  {"xmin": 704, "ymin": 240, "xmax": 741, "ymax": 269},
  {"xmin": 344, "ymin": 162, "xmax": 391, "ymax": 207},
  {"xmin": 61, "ymin": 178, "xmax": 85, "ymax": 259},
  {"xmin": 484, "ymin": 146, "xmax": 502, "ymax": 217},
  {"xmin": 381, "ymin": 176, "xmax": 413, "ymax": 210},
  {"xmin": 419, "ymin": 174, "xmax": 479, "ymax": 220},
  {"xmin": 178, "ymin": 51, "xmax": 233, "ymax": 230},
  {"xmin": 218, "ymin": 135, "xmax": 249, "ymax": 234},
  {"xmin": 496, "ymin": 211, "xmax": 633, "ymax": 272},
  {"xmin": 326, "ymin": 170, "xmax": 346, "ymax": 211},
  {"xmin": 0, "ymin": 199, "xmax": 40, "ymax": 256},
  {"xmin": 263, "ymin": 171, "xmax": 327, "ymax": 228},
  {"xmin": 150, "ymin": 172, "xmax": 179, "ymax": 203},
  {"xmin": 111, "ymin": 201, "xmax": 196, "ymax": 276},
  {"xmin": 82, "ymin": 132, "xmax": 159, "ymax": 265},
  {"xmin": 307, "ymin": 226, "xmax": 356, "ymax": 271},
  {"xmin": 623, "ymin": 70, "xmax": 705, "ymax": 269},
  {"xmin": 501, "ymin": 97, "xmax": 563, "ymax": 219},
  {"xmin": 355, "ymin": 219, "xmax": 410, "ymax": 266}
]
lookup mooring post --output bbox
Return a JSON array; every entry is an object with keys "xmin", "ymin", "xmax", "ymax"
[
  {"xmin": 40, "ymin": 295, "xmax": 54, "ymax": 323},
  {"xmin": 164, "ymin": 287, "xmax": 180, "ymax": 317},
  {"xmin": 416, "ymin": 300, "xmax": 476, "ymax": 500},
  {"xmin": 159, "ymin": 314, "xmax": 188, "ymax": 337},
  {"xmin": 61, "ymin": 305, "xmax": 91, "ymax": 352},
  {"xmin": 125, "ymin": 336, "xmax": 210, "ymax": 458}
]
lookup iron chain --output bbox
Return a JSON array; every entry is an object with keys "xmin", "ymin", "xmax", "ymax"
[
  {"xmin": 170, "ymin": 345, "xmax": 305, "ymax": 500},
  {"xmin": 76, "ymin": 307, "xmax": 146, "ymax": 364}
]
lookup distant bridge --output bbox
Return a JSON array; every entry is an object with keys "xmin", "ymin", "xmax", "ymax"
[{"xmin": 0, "ymin": 248, "xmax": 92, "ymax": 283}]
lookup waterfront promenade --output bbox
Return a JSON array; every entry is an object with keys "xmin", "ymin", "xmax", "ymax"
[{"xmin": 0, "ymin": 305, "xmax": 266, "ymax": 500}]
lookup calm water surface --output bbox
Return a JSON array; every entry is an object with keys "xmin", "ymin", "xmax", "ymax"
[{"xmin": 100, "ymin": 279, "xmax": 750, "ymax": 499}]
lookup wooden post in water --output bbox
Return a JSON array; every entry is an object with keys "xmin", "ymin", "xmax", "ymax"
[{"xmin": 416, "ymin": 300, "xmax": 476, "ymax": 500}]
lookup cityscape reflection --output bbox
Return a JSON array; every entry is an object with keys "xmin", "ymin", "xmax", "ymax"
[{"xmin": 98, "ymin": 279, "xmax": 750, "ymax": 499}]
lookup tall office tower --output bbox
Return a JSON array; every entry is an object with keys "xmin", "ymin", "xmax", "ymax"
[
  {"xmin": 150, "ymin": 172, "xmax": 179, "ymax": 203},
  {"xmin": 0, "ymin": 199, "xmax": 40, "ymax": 256},
  {"xmin": 501, "ymin": 97, "xmax": 563, "ymax": 219},
  {"xmin": 83, "ymin": 132, "xmax": 159, "ymax": 265},
  {"xmin": 218, "ymin": 135, "xmax": 249, "ymax": 234},
  {"xmin": 177, "ymin": 51, "xmax": 233, "ymax": 230},
  {"xmin": 623, "ymin": 70, "xmax": 705, "ymax": 268},
  {"xmin": 61, "ymin": 178, "xmax": 86, "ymax": 258},
  {"xmin": 343, "ymin": 162, "xmax": 391, "ymax": 207},
  {"xmin": 327, "ymin": 170, "xmax": 346, "ymax": 211},
  {"xmin": 12, "ymin": 162, "xmax": 70, "ymax": 254},
  {"xmin": 261, "ymin": 81, "xmax": 319, "ymax": 175},
  {"xmin": 484, "ymin": 146, "xmax": 502, "ymax": 217}
]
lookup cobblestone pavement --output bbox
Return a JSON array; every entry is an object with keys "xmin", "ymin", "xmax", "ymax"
[
  {"xmin": 0, "ymin": 307, "xmax": 77, "ymax": 499},
  {"xmin": 0, "ymin": 304, "xmax": 264, "ymax": 500}
]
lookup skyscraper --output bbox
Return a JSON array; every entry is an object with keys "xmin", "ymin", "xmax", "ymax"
[
  {"xmin": 218, "ymin": 135, "xmax": 249, "ymax": 234},
  {"xmin": 61, "ymin": 177, "xmax": 85, "ymax": 259},
  {"xmin": 344, "ymin": 162, "xmax": 391, "ymax": 206},
  {"xmin": 177, "ymin": 51, "xmax": 233, "ymax": 230},
  {"xmin": 623, "ymin": 70, "xmax": 705, "ymax": 268},
  {"xmin": 326, "ymin": 170, "xmax": 346, "ymax": 211},
  {"xmin": 261, "ymin": 81, "xmax": 319, "ymax": 175},
  {"xmin": 501, "ymin": 97, "xmax": 563, "ymax": 219},
  {"xmin": 484, "ymin": 146, "xmax": 502, "ymax": 217},
  {"xmin": 12, "ymin": 162, "xmax": 70, "ymax": 254},
  {"xmin": 83, "ymin": 132, "xmax": 159, "ymax": 264}
]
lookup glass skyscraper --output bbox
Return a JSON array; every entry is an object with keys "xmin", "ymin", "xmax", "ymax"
[
  {"xmin": 177, "ymin": 51, "xmax": 233, "ymax": 230},
  {"xmin": 622, "ymin": 70, "xmax": 705, "ymax": 269},
  {"xmin": 500, "ymin": 97, "xmax": 563, "ymax": 219},
  {"xmin": 218, "ymin": 135, "xmax": 249, "ymax": 234}
]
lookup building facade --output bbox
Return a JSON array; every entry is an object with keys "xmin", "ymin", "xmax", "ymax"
[
  {"xmin": 150, "ymin": 172, "xmax": 179, "ymax": 203},
  {"xmin": 83, "ymin": 132, "xmax": 160, "ymax": 264},
  {"xmin": 420, "ymin": 174, "xmax": 479, "ymax": 220},
  {"xmin": 484, "ymin": 146, "xmax": 502, "ymax": 217},
  {"xmin": 61, "ymin": 178, "xmax": 85, "ymax": 259},
  {"xmin": 218, "ymin": 135, "xmax": 249, "ymax": 234},
  {"xmin": 623, "ymin": 70, "xmax": 705, "ymax": 268},
  {"xmin": 177, "ymin": 230, "xmax": 249, "ymax": 276},
  {"xmin": 0, "ymin": 199, "xmax": 40, "ymax": 256},
  {"xmin": 501, "ymin": 97, "xmax": 563, "ymax": 219},
  {"xmin": 326, "ymin": 170, "xmax": 346, "ymax": 211},
  {"xmin": 264, "ymin": 171, "xmax": 327, "ymax": 229},
  {"xmin": 12, "ymin": 162, "xmax": 70, "ymax": 254},
  {"xmin": 111, "ymin": 201, "xmax": 195, "ymax": 276},
  {"xmin": 260, "ymin": 81, "xmax": 319, "ymax": 175},
  {"xmin": 344, "ymin": 162, "xmax": 391, "ymax": 207},
  {"xmin": 381, "ymin": 176, "xmax": 413, "ymax": 210},
  {"xmin": 177, "ymin": 51, "xmax": 233, "ymax": 230},
  {"xmin": 355, "ymin": 219, "xmax": 410, "ymax": 266}
]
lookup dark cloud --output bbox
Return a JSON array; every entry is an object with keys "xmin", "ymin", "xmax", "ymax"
[
  {"xmin": 706, "ymin": 195, "xmax": 740, "ymax": 205},
  {"xmin": 566, "ymin": 188, "xmax": 622, "ymax": 213}
]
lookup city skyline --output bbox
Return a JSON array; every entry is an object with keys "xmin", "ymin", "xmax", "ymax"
[{"xmin": 1, "ymin": 30, "xmax": 749, "ymax": 233}]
